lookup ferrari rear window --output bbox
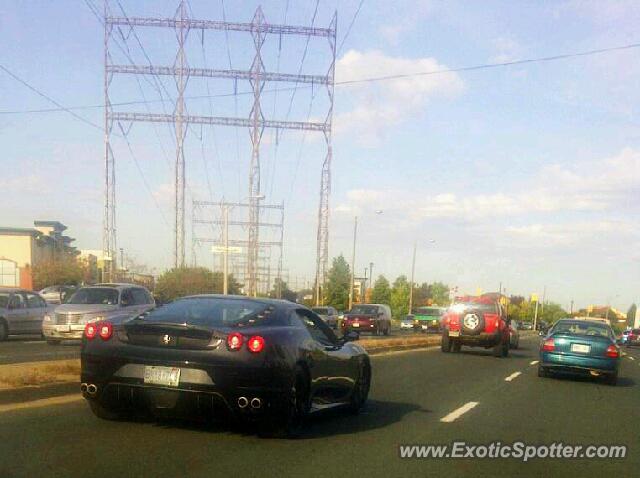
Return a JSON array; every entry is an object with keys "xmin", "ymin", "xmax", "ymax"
[{"xmin": 135, "ymin": 297, "xmax": 275, "ymax": 328}]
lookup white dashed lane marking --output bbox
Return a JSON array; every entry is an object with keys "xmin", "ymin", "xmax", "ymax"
[
  {"xmin": 504, "ymin": 371, "xmax": 522, "ymax": 382},
  {"xmin": 628, "ymin": 356, "xmax": 635, "ymax": 361},
  {"xmin": 440, "ymin": 402, "xmax": 479, "ymax": 423},
  {"xmin": 530, "ymin": 360, "xmax": 539, "ymax": 365}
]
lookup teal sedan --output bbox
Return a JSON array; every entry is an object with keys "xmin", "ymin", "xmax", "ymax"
[{"xmin": 538, "ymin": 319, "xmax": 621, "ymax": 385}]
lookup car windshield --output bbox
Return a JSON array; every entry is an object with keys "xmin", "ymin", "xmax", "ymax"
[
  {"xmin": 134, "ymin": 297, "xmax": 275, "ymax": 328},
  {"xmin": 312, "ymin": 308, "xmax": 329, "ymax": 315},
  {"xmin": 551, "ymin": 320, "xmax": 613, "ymax": 338},
  {"xmin": 350, "ymin": 305, "xmax": 378, "ymax": 315},
  {"xmin": 66, "ymin": 288, "xmax": 119, "ymax": 305},
  {"xmin": 415, "ymin": 307, "xmax": 443, "ymax": 316},
  {"xmin": 0, "ymin": 293, "xmax": 9, "ymax": 308}
]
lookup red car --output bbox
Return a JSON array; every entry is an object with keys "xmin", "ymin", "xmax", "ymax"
[
  {"xmin": 342, "ymin": 304, "xmax": 392, "ymax": 336},
  {"xmin": 441, "ymin": 294, "xmax": 511, "ymax": 357}
]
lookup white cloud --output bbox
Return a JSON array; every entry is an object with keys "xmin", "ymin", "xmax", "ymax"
[
  {"xmin": 0, "ymin": 174, "xmax": 50, "ymax": 194},
  {"xmin": 505, "ymin": 220, "xmax": 635, "ymax": 247},
  {"xmin": 336, "ymin": 147, "xmax": 640, "ymax": 220},
  {"xmin": 335, "ymin": 50, "xmax": 464, "ymax": 146}
]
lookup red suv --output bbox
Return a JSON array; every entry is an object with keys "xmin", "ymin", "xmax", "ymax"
[{"xmin": 441, "ymin": 294, "xmax": 510, "ymax": 357}]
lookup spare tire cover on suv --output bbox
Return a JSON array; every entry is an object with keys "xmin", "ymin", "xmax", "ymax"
[{"xmin": 461, "ymin": 310, "xmax": 485, "ymax": 335}]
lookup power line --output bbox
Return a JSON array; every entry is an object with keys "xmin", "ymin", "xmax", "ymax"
[
  {"xmin": 4, "ymin": 41, "xmax": 640, "ymax": 117},
  {"xmin": 337, "ymin": 0, "xmax": 365, "ymax": 54},
  {"xmin": 0, "ymin": 63, "xmax": 104, "ymax": 130}
]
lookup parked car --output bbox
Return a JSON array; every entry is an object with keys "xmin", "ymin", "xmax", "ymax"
[
  {"xmin": 80, "ymin": 295, "xmax": 370, "ymax": 437},
  {"xmin": 311, "ymin": 306, "xmax": 338, "ymax": 329},
  {"xmin": 440, "ymin": 294, "xmax": 510, "ymax": 357},
  {"xmin": 0, "ymin": 288, "xmax": 51, "ymax": 340},
  {"xmin": 538, "ymin": 318, "xmax": 620, "ymax": 385},
  {"xmin": 519, "ymin": 322, "xmax": 533, "ymax": 330},
  {"xmin": 43, "ymin": 283, "xmax": 155, "ymax": 344},
  {"xmin": 626, "ymin": 328, "xmax": 640, "ymax": 346},
  {"xmin": 412, "ymin": 306, "xmax": 445, "ymax": 333},
  {"xmin": 39, "ymin": 285, "xmax": 78, "ymax": 304},
  {"xmin": 342, "ymin": 304, "xmax": 392, "ymax": 336}
]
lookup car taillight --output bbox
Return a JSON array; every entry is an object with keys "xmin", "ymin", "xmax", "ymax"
[
  {"xmin": 84, "ymin": 322, "xmax": 98, "ymax": 340},
  {"xmin": 606, "ymin": 345, "xmax": 619, "ymax": 358},
  {"xmin": 542, "ymin": 338, "xmax": 555, "ymax": 351},
  {"xmin": 227, "ymin": 332, "xmax": 243, "ymax": 351},
  {"xmin": 247, "ymin": 335, "xmax": 265, "ymax": 353},
  {"xmin": 98, "ymin": 322, "xmax": 113, "ymax": 341}
]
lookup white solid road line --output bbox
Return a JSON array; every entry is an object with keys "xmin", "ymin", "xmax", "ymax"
[
  {"xmin": 440, "ymin": 401, "xmax": 479, "ymax": 423},
  {"xmin": 504, "ymin": 371, "xmax": 522, "ymax": 382},
  {"xmin": 530, "ymin": 360, "xmax": 539, "ymax": 365},
  {"xmin": 0, "ymin": 394, "xmax": 82, "ymax": 414}
]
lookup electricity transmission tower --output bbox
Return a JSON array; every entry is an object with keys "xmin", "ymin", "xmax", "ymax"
[
  {"xmin": 192, "ymin": 200, "xmax": 284, "ymax": 296},
  {"xmin": 102, "ymin": 1, "xmax": 336, "ymax": 295}
]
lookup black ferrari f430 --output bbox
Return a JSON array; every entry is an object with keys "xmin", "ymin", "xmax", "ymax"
[{"xmin": 80, "ymin": 295, "xmax": 371, "ymax": 436}]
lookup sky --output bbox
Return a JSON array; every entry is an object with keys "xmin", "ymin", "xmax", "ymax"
[{"xmin": 0, "ymin": 0, "xmax": 638, "ymax": 311}]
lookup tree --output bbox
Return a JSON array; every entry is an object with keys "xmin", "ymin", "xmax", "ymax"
[
  {"xmin": 540, "ymin": 302, "xmax": 567, "ymax": 324},
  {"xmin": 32, "ymin": 258, "xmax": 86, "ymax": 290},
  {"xmin": 390, "ymin": 275, "xmax": 411, "ymax": 319},
  {"xmin": 411, "ymin": 282, "xmax": 431, "ymax": 308},
  {"xmin": 628, "ymin": 304, "xmax": 637, "ymax": 327},
  {"xmin": 269, "ymin": 278, "xmax": 297, "ymax": 302},
  {"xmin": 429, "ymin": 281, "xmax": 450, "ymax": 306},
  {"xmin": 370, "ymin": 275, "xmax": 391, "ymax": 305},
  {"xmin": 325, "ymin": 255, "xmax": 350, "ymax": 311},
  {"xmin": 155, "ymin": 267, "xmax": 241, "ymax": 303}
]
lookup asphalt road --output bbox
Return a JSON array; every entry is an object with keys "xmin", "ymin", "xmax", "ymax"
[
  {"xmin": 0, "ymin": 336, "xmax": 80, "ymax": 364},
  {"xmin": 1, "ymin": 335, "xmax": 638, "ymax": 478}
]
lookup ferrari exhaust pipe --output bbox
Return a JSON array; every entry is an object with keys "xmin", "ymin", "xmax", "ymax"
[
  {"xmin": 80, "ymin": 383, "xmax": 88, "ymax": 393},
  {"xmin": 86, "ymin": 384, "xmax": 98, "ymax": 396},
  {"xmin": 250, "ymin": 397, "xmax": 262, "ymax": 410},
  {"xmin": 237, "ymin": 396, "xmax": 249, "ymax": 409}
]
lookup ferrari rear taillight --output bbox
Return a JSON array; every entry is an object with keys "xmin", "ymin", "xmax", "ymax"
[
  {"xmin": 98, "ymin": 322, "xmax": 113, "ymax": 341},
  {"xmin": 84, "ymin": 322, "xmax": 98, "ymax": 340},
  {"xmin": 227, "ymin": 332, "xmax": 243, "ymax": 351},
  {"xmin": 606, "ymin": 345, "xmax": 619, "ymax": 358},
  {"xmin": 247, "ymin": 335, "xmax": 265, "ymax": 353},
  {"xmin": 542, "ymin": 338, "xmax": 555, "ymax": 351}
]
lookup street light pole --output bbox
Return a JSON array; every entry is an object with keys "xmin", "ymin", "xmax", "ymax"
[{"xmin": 348, "ymin": 216, "xmax": 358, "ymax": 311}]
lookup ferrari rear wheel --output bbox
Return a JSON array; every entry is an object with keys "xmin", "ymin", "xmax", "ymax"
[
  {"xmin": 349, "ymin": 359, "xmax": 371, "ymax": 414},
  {"xmin": 262, "ymin": 365, "xmax": 310, "ymax": 438}
]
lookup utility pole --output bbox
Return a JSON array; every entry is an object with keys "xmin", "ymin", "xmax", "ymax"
[
  {"xmin": 408, "ymin": 241, "xmax": 417, "ymax": 314},
  {"xmin": 369, "ymin": 262, "xmax": 374, "ymax": 287},
  {"xmin": 533, "ymin": 298, "xmax": 540, "ymax": 331},
  {"xmin": 570, "ymin": 299, "xmax": 574, "ymax": 315},
  {"xmin": 541, "ymin": 285, "xmax": 546, "ymax": 313},
  {"xmin": 223, "ymin": 205, "xmax": 229, "ymax": 295},
  {"xmin": 348, "ymin": 216, "xmax": 358, "ymax": 311}
]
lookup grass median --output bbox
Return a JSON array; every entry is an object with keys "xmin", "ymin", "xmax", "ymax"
[{"xmin": 0, "ymin": 335, "xmax": 440, "ymax": 390}]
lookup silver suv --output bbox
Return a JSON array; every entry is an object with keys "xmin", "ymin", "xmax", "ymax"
[{"xmin": 43, "ymin": 283, "xmax": 155, "ymax": 344}]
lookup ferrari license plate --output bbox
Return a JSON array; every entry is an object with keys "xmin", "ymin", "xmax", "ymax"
[
  {"xmin": 352, "ymin": 322, "xmax": 360, "ymax": 327},
  {"xmin": 449, "ymin": 330, "xmax": 460, "ymax": 337},
  {"xmin": 570, "ymin": 343, "xmax": 590, "ymax": 354},
  {"xmin": 144, "ymin": 366, "xmax": 181, "ymax": 387}
]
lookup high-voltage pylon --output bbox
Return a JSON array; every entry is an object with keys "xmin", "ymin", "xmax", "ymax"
[{"xmin": 102, "ymin": 2, "xmax": 336, "ymax": 294}]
